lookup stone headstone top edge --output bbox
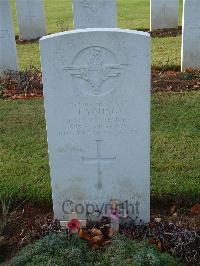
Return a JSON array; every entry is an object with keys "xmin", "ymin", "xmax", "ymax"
[{"xmin": 40, "ymin": 28, "xmax": 150, "ymax": 42}]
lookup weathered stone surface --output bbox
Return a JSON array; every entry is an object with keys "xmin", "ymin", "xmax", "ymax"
[
  {"xmin": 150, "ymin": 0, "xmax": 179, "ymax": 31},
  {"xmin": 16, "ymin": 0, "xmax": 46, "ymax": 40},
  {"xmin": 0, "ymin": 0, "xmax": 18, "ymax": 77},
  {"xmin": 40, "ymin": 29, "xmax": 150, "ymax": 223},
  {"xmin": 72, "ymin": 0, "xmax": 117, "ymax": 29},
  {"xmin": 181, "ymin": 0, "xmax": 200, "ymax": 70}
]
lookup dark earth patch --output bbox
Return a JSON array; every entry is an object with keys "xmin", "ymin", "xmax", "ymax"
[
  {"xmin": 15, "ymin": 35, "xmax": 39, "ymax": 45},
  {"xmin": 150, "ymin": 26, "xmax": 182, "ymax": 38}
]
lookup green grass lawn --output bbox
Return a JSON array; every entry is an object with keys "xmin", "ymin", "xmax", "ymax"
[
  {"xmin": 10, "ymin": 0, "xmax": 183, "ymax": 70},
  {"xmin": 10, "ymin": 0, "xmax": 183, "ymax": 34},
  {"xmin": 16, "ymin": 36, "xmax": 182, "ymax": 71},
  {"xmin": 0, "ymin": 92, "xmax": 199, "ymax": 203}
]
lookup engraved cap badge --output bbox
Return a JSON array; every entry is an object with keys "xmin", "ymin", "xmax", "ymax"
[{"xmin": 64, "ymin": 46, "xmax": 126, "ymax": 96}]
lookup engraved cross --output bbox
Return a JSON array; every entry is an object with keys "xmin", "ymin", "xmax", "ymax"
[
  {"xmin": 162, "ymin": 4, "xmax": 167, "ymax": 17},
  {"xmin": 82, "ymin": 140, "xmax": 116, "ymax": 190}
]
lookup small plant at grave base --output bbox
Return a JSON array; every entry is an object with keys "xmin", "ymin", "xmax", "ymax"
[
  {"xmin": 181, "ymin": 68, "xmax": 200, "ymax": 80},
  {"xmin": 56, "ymin": 19, "xmax": 70, "ymax": 32},
  {"xmin": 120, "ymin": 218, "xmax": 200, "ymax": 265},
  {"xmin": 182, "ymin": 71, "xmax": 195, "ymax": 80}
]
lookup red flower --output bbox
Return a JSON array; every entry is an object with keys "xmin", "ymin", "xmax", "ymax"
[{"xmin": 68, "ymin": 219, "xmax": 81, "ymax": 231}]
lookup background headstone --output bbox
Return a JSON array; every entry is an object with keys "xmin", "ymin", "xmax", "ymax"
[
  {"xmin": 16, "ymin": 0, "xmax": 46, "ymax": 40},
  {"xmin": 72, "ymin": 0, "xmax": 117, "ymax": 29},
  {"xmin": 181, "ymin": 0, "xmax": 200, "ymax": 71},
  {"xmin": 150, "ymin": 0, "xmax": 179, "ymax": 31},
  {"xmin": 0, "ymin": 0, "xmax": 18, "ymax": 77},
  {"xmin": 40, "ymin": 28, "xmax": 150, "ymax": 223}
]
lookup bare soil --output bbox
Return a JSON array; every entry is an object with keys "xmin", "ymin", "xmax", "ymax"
[
  {"xmin": 150, "ymin": 27, "xmax": 182, "ymax": 38},
  {"xmin": 15, "ymin": 35, "xmax": 39, "ymax": 45},
  {"xmin": 152, "ymin": 69, "xmax": 200, "ymax": 93},
  {"xmin": 0, "ymin": 203, "xmax": 53, "ymax": 264}
]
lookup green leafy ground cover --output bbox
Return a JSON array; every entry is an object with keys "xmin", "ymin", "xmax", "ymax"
[
  {"xmin": 0, "ymin": 92, "xmax": 199, "ymax": 203},
  {"xmin": 10, "ymin": 234, "xmax": 179, "ymax": 266}
]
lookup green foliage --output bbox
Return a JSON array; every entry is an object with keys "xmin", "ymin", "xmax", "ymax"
[
  {"xmin": 151, "ymin": 92, "xmax": 200, "ymax": 201},
  {"xmin": 10, "ymin": 234, "xmax": 179, "ymax": 266},
  {"xmin": 181, "ymin": 71, "xmax": 200, "ymax": 80},
  {"xmin": 16, "ymin": 43, "xmax": 40, "ymax": 71},
  {"xmin": 101, "ymin": 235, "xmax": 179, "ymax": 266},
  {"xmin": 152, "ymin": 36, "xmax": 182, "ymax": 70},
  {"xmin": 16, "ymin": 36, "xmax": 183, "ymax": 71},
  {"xmin": 0, "ymin": 99, "xmax": 50, "ymax": 202},
  {"xmin": 10, "ymin": 233, "xmax": 99, "ymax": 266}
]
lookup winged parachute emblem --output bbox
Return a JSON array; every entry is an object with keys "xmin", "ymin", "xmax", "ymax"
[{"xmin": 64, "ymin": 47, "xmax": 124, "ymax": 95}]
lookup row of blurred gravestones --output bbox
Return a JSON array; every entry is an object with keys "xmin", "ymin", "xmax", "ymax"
[{"xmin": 0, "ymin": 0, "xmax": 199, "ymax": 77}]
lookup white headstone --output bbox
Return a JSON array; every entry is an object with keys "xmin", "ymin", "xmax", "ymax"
[
  {"xmin": 16, "ymin": 0, "xmax": 46, "ymax": 40},
  {"xmin": 0, "ymin": 0, "xmax": 18, "ymax": 77},
  {"xmin": 150, "ymin": 0, "xmax": 179, "ymax": 31},
  {"xmin": 72, "ymin": 0, "xmax": 117, "ymax": 29},
  {"xmin": 181, "ymin": 0, "xmax": 200, "ymax": 71},
  {"xmin": 40, "ymin": 28, "xmax": 150, "ymax": 223}
]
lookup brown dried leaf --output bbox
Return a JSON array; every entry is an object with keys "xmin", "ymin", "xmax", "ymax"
[
  {"xmin": 91, "ymin": 235, "xmax": 105, "ymax": 248},
  {"xmin": 156, "ymin": 240, "xmax": 162, "ymax": 252},
  {"xmin": 90, "ymin": 228, "xmax": 102, "ymax": 236},
  {"xmin": 92, "ymin": 235, "xmax": 103, "ymax": 244},
  {"xmin": 191, "ymin": 203, "xmax": 200, "ymax": 214},
  {"xmin": 79, "ymin": 229, "xmax": 105, "ymax": 248},
  {"xmin": 78, "ymin": 229, "xmax": 92, "ymax": 241}
]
